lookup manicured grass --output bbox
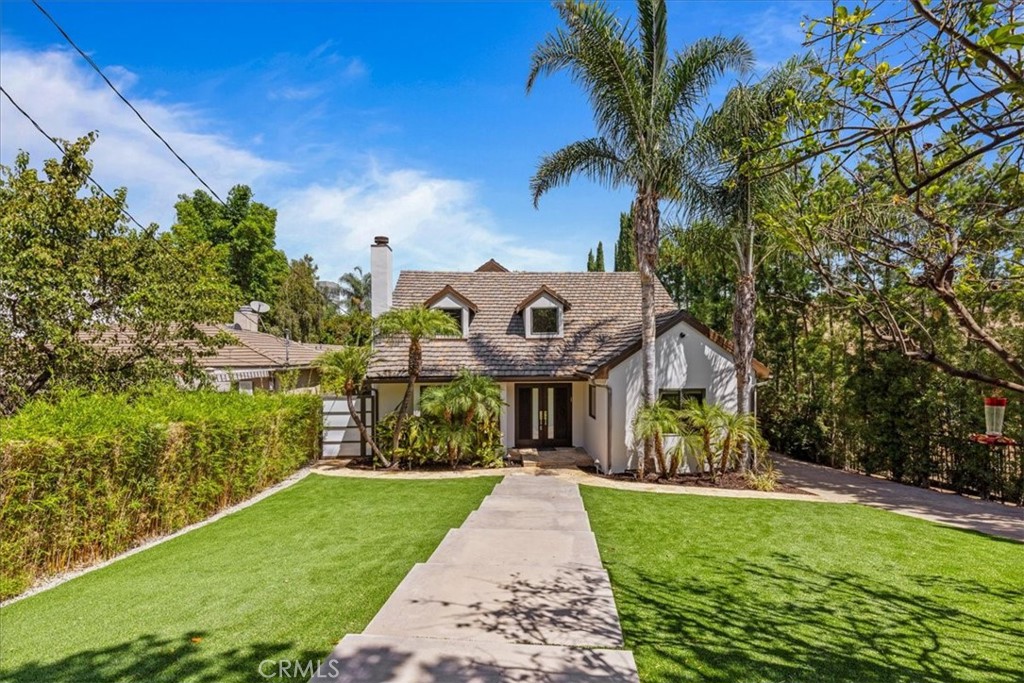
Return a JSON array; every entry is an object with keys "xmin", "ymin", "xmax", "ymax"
[
  {"xmin": 0, "ymin": 474, "xmax": 498, "ymax": 683},
  {"xmin": 580, "ymin": 486, "xmax": 1024, "ymax": 683}
]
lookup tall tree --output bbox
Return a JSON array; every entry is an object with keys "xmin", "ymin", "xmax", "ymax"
[
  {"xmin": 171, "ymin": 185, "xmax": 287, "ymax": 304},
  {"xmin": 0, "ymin": 136, "xmax": 237, "ymax": 413},
  {"xmin": 780, "ymin": 0, "xmax": 1024, "ymax": 394},
  {"xmin": 375, "ymin": 306, "xmax": 461, "ymax": 457},
  {"xmin": 266, "ymin": 255, "xmax": 329, "ymax": 343},
  {"xmin": 594, "ymin": 241, "xmax": 606, "ymax": 272},
  {"xmin": 682, "ymin": 56, "xmax": 813, "ymax": 449},
  {"xmin": 527, "ymin": 0, "xmax": 751, "ymax": 474},
  {"xmin": 614, "ymin": 211, "xmax": 636, "ymax": 271},
  {"xmin": 338, "ymin": 266, "xmax": 371, "ymax": 313},
  {"xmin": 587, "ymin": 249, "xmax": 596, "ymax": 272}
]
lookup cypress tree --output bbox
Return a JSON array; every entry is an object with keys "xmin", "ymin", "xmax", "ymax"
[
  {"xmin": 587, "ymin": 249, "xmax": 595, "ymax": 271},
  {"xmin": 613, "ymin": 211, "xmax": 637, "ymax": 271},
  {"xmin": 595, "ymin": 241, "xmax": 606, "ymax": 272}
]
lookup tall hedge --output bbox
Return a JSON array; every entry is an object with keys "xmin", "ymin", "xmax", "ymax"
[{"xmin": 0, "ymin": 387, "xmax": 321, "ymax": 599}]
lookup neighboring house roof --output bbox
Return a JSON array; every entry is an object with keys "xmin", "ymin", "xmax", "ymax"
[
  {"xmin": 370, "ymin": 271, "xmax": 679, "ymax": 380},
  {"xmin": 195, "ymin": 324, "xmax": 342, "ymax": 370},
  {"xmin": 475, "ymin": 259, "xmax": 509, "ymax": 273}
]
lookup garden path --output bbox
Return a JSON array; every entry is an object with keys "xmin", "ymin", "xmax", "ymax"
[{"xmin": 310, "ymin": 472, "xmax": 639, "ymax": 682}]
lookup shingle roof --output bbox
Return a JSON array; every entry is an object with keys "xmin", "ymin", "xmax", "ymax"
[
  {"xmin": 368, "ymin": 271, "xmax": 681, "ymax": 380},
  {"xmin": 196, "ymin": 325, "xmax": 342, "ymax": 369}
]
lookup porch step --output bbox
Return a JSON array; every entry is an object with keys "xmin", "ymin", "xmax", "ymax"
[
  {"xmin": 310, "ymin": 634, "xmax": 639, "ymax": 682},
  {"xmin": 427, "ymin": 528, "xmax": 603, "ymax": 567},
  {"xmin": 363, "ymin": 562, "xmax": 623, "ymax": 647}
]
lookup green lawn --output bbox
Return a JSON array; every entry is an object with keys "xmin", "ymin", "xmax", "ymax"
[
  {"xmin": 0, "ymin": 474, "xmax": 498, "ymax": 683},
  {"xmin": 580, "ymin": 486, "xmax": 1024, "ymax": 683}
]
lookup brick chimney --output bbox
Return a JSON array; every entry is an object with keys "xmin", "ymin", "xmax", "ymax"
[
  {"xmin": 370, "ymin": 235, "xmax": 392, "ymax": 318},
  {"xmin": 233, "ymin": 305, "xmax": 259, "ymax": 332}
]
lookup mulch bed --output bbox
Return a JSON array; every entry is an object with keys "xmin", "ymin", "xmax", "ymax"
[{"xmin": 580, "ymin": 466, "xmax": 811, "ymax": 495}]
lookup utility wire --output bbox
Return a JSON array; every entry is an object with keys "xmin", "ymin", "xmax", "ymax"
[
  {"xmin": 1, "ymin": 85, "xmax": 177, "ymax": 262},
  {"xmin": 2, "ymin": 85, "xmax": 153, "ymax": 235},
  {"xmin": 31, "ymin": 0, "xmax": 226, "ymax": 205}
]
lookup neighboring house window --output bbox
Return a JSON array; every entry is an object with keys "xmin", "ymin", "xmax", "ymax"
[
  {"xmin": 529, "ymin": 306, "xmax": 560, "ymax": 336},
  {"xmin": 238, "ymin": 380, "xmax": 253, "ymax": 395},
  {"xmin": 588, "ymin": 384, "xmax": 597, "ymax": 419},
  {"xmin": 659, "ymin": 388, "xmax": 706, "ymax": 410}
]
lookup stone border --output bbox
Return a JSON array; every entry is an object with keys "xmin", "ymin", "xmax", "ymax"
[
  {"xmin": 312, "ymin": 462, "xmax": 823, "ymax": 502},
  {"xmin": 1, "ymin": 467, "xmax": 313, "ymax": 608}
]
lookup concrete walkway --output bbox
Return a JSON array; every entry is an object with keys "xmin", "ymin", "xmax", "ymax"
[
  {"xmin": 775, "ymin": 455, "xmax": 1024, "ymax": 542},
  {"xmin": 311, "ymin": 473, "xmax": 639, "ymax": 682}
]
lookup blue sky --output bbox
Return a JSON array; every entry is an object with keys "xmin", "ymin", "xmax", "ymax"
[{"xmin": 1, "ymin": 1, "xmax": 818, "ymax": 279}]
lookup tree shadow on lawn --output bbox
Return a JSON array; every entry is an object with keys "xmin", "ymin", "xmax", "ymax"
[
  {"xmin": 615, "ymin": 551, "xmax": 1024, "ymax": 683},
  {"xmin": 2, "ymin": 630, "xmax": 326, "ymax": 683}
]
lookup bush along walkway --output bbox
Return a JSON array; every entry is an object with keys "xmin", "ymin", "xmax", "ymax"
[{"xmin": 311, "ymin": 473, "xmax": 639, "ymax": 682}]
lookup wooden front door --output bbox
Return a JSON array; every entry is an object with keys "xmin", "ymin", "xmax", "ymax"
[{"xmin": 515, "ymin": 384, "xmax": 572, "ymax": 448}]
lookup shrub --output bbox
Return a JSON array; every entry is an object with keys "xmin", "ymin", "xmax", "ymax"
[{"xmin": 0, "ymin": 386, "xmax": 320, "ymax": 599}]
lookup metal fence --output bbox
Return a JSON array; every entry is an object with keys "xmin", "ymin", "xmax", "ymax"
[{"xmin": 928, "ymin": 435, "xmax": 1023, "ymax": 505}]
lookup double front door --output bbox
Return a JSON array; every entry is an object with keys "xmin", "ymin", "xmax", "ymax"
[{"xmin": 515, "ymin": 383, "xmax": 572, "ymax": 448}]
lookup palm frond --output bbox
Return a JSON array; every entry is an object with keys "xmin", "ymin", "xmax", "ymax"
[
  {"xmin": 659, "ymin": 35, "xmax": 753, "ymax": 127},
  {"xmin": 530, "ymin": 137, "xmax": 626, "ymax": 206}
]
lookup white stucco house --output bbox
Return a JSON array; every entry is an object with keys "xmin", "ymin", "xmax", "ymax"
[{"xmin": 365, "ymin": 236, "xmax": 768, "ymax": 474}]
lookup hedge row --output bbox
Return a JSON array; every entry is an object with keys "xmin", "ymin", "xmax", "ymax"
[{"xmin": 0, "ymin": 387, "xmax": 321, "ymax": 599}]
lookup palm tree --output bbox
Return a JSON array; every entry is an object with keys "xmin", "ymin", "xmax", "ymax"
[
  {"xmin": 315, "ymin": 347, "xmax": 388, "ymax": 466},
  {"xmin": 681, "ymin": 56, "xmax": 813, "ymax": 467},
  {"xmin": 632, "ymin": 400, "xmax": 683, "ymax": 477},
  {"xmin": 338, "ymin": 266, "xmax": 371, "ymax": 313},
  {"xmin": 375, "ymin": 306, "xmax": 461, "ymax": 454},
  {"xmin": 680, "ymin": 399, "xmax": 765, "ymax": 478},
  {"xmin": 679, "ymin": 399, "xmax": 727, "ymax": 479},
  {"xmin": 527, "ymin": 0, "xmax": 752, "ymax": 476},
  {"xmin": 421, "ymin": 371, "xmax": 503, "ymax": 468}
]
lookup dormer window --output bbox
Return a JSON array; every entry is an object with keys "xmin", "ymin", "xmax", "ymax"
[
  {"xmin": 530, "ymin": 306, "xmax": 560, "ymax": 336},
  {"xmin": 516, "ymin": 285, "xmax": 569, "ymax": 339},
  {"xmin": 424, "ymin": 285, "xmax": 477, "ymax": 339}
]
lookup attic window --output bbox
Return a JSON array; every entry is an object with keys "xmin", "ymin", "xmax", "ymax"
[
  {"xmin": 438, "ymin": 307, "xmax": 465, "ymax": 337},
  {"xmin": 516, "ymin": 285, "xmax": 569, "ymax": 339}
]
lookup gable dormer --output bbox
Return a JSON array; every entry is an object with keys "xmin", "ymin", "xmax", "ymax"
[
  {"xmin": 424, "ymin": 285, "xmax": 477, "ymax": 338},
  {"xmin": 515, "ymin": 285, "xmax": 569, "ymax": 339}
]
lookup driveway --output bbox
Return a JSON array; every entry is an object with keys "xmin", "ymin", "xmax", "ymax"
[{"xmin": 774, "ymin": 455, "xmax": 1024, "ymax": 542}]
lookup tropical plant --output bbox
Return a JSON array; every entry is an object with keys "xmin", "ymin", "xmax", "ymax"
[
  {"xmin": 338, "ymin": 266, "xmax": 372, "ymax": 313},
  {"xmin": 375, "ymin": 306, "xmax": 461, "ymax": 455},
  {"xmin": 315, "ymin": 347, "xmax": 387, "ymax": 466},
  {"xmin": 681, "ymin": 56, "xmax": 814, "ymax": 450},
  {"xmin": 680, "ymin": 399, "xmax": 766, "ymax": 478},
  {"xmin": 632, "ymin": 400, "xmax": 684, "ymax": 477},
  {"xmin": 420, "ymin": 371, "xmax": 505, "ymax": 468},
  {"xmin": 527, "ymin": 0, "xmax": 752, "ymax": 475}
]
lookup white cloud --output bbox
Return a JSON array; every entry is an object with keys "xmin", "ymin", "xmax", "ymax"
[
  {"xmin": 0, "ymin": 46, "xmax": 284, "ymax": 229},
  {"xmin": 0, "ymin": 44, "xmax": 566, "ymax": 279},
  {"xmin": 276, "ymin": 164, "xmax": 572, "ymax": 280}
]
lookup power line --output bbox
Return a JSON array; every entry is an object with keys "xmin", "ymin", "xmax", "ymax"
[
  {"xmin": 31, "ymin": 0, "xmax": 227, "ymax": 205},
  {"xmin": 1, "ymin": 85, "xmax": 179, "ymax": 265},
  {"xmin": 1, "ymin": 85, "xmax": 153, "ymax": 236}
]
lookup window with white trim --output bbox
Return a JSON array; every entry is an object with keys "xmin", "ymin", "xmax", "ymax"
[{"xmin": 527, "ymin": 305, "xmax": 562, "ymax": 337}]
